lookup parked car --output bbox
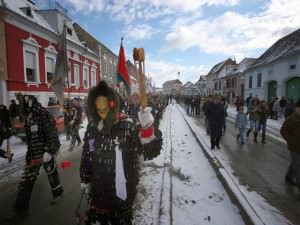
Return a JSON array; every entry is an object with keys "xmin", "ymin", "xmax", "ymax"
[{"xmin": 13, "ymin": 105, "xmax": 64, "ymax": 142}]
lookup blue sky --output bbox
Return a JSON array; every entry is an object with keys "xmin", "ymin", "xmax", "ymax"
[{"xmin": 35, "ymin": 0, "xmax": 300, "ymax": 88}]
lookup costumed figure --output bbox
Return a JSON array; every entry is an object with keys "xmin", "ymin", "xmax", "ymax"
[
  {"xmin": 69, "ymin": 98, "xmax": 83, "ymax": 151},
  {"xmin": 63, "ymin": 100, "xmax": 73, "ymax": 141},
  {"xmin": 14, "ymin": 95, "xmax": 63, "ymax": 217},
  {"xmin": 80, "ymin": 81, "xmax": 162, "ymax": 225}
]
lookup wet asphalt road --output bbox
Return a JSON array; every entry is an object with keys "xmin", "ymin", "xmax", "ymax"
[
  {"xmin": 0, "ymin": 147, "xmax": 86, "ymax": 225},
  {"xmin": 194, "ymin": 114, "xmax": 300, "ymax": 225}
]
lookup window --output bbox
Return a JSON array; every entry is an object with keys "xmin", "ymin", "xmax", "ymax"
[
  {"xmin": 109, "ymin": 58, "xmax": 113, "ymax": 74},
  {"xmin": 218, "ymin": 81, "xmax": 221, "ymax": 90},
  {"xmin": 83, "ymin": 66, "xmax": 89, "ymax": 89},
  {"xmin": 214, "ymin": 82, "xmax": 218, "ymax": 90},
  {"xmin": 288, "ymin": 58, "xmax": 297, "ymax": 71},
  {"xmin": 25, "ymin": 50, "xmax": 37, "ymax": 82},
  {"xmin": 103, "ymin": 54, "xmax": 107, "ymax": 73},
  {"xmin": 249, "ymin": 76, "xmax": 252, "ymax": 88},
  {"xmin": 91, "ymin": 69, "xmax": 96, "ymax": 87},
  {"xmin": 257, "ymin": 73, "xmax": 262, "ymax": 87},
  {"xmin": 45, "ymin": 56, "xmax": 55, "ymax": 83},
  {"xmin": 73, "ymin": 64, "xmax": 80, "ymax": 87},
  {"xmin": 23, "ymin": 36, "xmax": 40, "ymax": 84}
]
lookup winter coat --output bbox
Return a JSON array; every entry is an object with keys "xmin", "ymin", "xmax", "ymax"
[
  {"xmin": 80, "ymin": 114, "xmax": 162, "ymax": 211},
  {"xmin": 206, "ymin": 102, "xmax": 225, "ymax": 137},
  {"xmin": 258, "ymin": 105, "xmax": 269, "ymax": 122},
  {"xmin": 272, "ymin": 100, "xmax": 280, "ymax": 112},
  {"xmin": 0, "ymin": 105, "xmax": 11, "ymax": 130},
  {"xmin": 235, "ymin": 112, "xmax": 247, "ymax": 129},
  {"xmin": 280, "ymin": 113, "xmax": 300, "ymax": 153},
  {"xmin": 9, "ymin": 103, "xmax": 19, "ymax": 118},
  {"xmin": 248, "ymin": 104, "xmax": 260, "ymax": 121},
  {"xmin": 24, "ymin": 103, "xmax": 60, "ymax": 163}
]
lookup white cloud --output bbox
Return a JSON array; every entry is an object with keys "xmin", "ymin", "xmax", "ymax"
[
  {"xmin": 147, "ymin": 58, "xmax": 207, "ymax": 87},
  {"xmin": 161, "ymin": 0, "xmax": 300, "ymax": 58},
  {"xmin": 124, "ymin": 24, "xmax": 157, "ymax": 40}
]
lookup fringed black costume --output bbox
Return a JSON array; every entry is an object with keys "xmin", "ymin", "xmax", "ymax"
[
  {"xmin": 14, "ymin": 95, "xmax": 63, "ymax": 217},
  {"xmin": 80, "ymin": 81, "xmax": 162, "ymax": 225}
]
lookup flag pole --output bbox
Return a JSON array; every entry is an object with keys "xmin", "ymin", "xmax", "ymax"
[
  {"xmin": 63, "ymin": 21, "xmax": 70, "ymax": 102},
  {"xmin": 114, "ymin": 37, "xmax": 123, "ymax": 93}
]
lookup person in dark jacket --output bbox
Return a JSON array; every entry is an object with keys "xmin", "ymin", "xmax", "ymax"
[
  {"xmin": 0, "ymin": 120, "xmax": 14, "ymax": 162},
  {"xmin": 280, "ymin": 99, "xmax": 300, "ymax": 193},
  {"xmin": 258, "ymin": 100, "xmax": 269, "ymax": 144},
  {"xmin": 80, "ymin": 81, "xmax": 162, "ymax": 225},
  {"xmin": 9, "ymin": 100, "xmax": 19, "ymax": 127},
  {"xmin": 14, "ymin": 95, "xmax": 63, "ymax": 217},
  {"xmin": 205, "ymin": 96, "xmax": 225, "ymax": 149},
  {"xmin": 284, "ymin": 98, "xmax": 295, "ymax": 119},
  {"xmin": 68, "ymin": 97, "xmax": 83, "ymax": 151}
]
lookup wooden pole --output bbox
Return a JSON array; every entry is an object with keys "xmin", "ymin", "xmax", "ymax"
[{"xmin": 133, "ymin": 48, "xmax": 147, "ymax": 109}]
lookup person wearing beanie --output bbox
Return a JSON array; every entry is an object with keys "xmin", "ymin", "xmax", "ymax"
[
  {"xmin": 280, "ymin": 98, "xmax": 300, "ymax": 193},
  {"xmin": 80, "ymin": 81, "xmax": 162, "ymax": 225}
]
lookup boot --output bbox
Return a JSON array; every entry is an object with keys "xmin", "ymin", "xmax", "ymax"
[
  {"xmin": 246, "ymin": 129, "xmax": 251, "ymax": 137},
  {"xmin": 210, "ymin": 138, "xmax": 215, "ymax": 150},
  {"xmin": 262, "ymin": 133, "xmax": 266, "ymax": 144},
  {"xmin": 254, "ymin": 132, "xmax": 258, "ymax": 143}
]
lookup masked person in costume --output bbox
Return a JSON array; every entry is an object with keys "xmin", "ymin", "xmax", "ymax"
[
  {"xmin": 80, "ymin": 81, "xmax": 162, "ymax": 225},
  {"xmin": 14, "ymin": 95, "xmax": 63, "ymax": 217}
]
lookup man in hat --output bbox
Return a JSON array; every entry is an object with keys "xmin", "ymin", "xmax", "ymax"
[
  {"xmin": 80, "ymin": 81, "xmax": 162, "ymax": 225},
  {"xmin": 280, "ymin": 98, "xmax": 300, "ymax": 193}
]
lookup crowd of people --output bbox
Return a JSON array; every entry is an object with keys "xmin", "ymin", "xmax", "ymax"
[
  {"xmin": 183, "ymin": 93, "xmax": 300, "ymax": 195},
  {"xmin": 0, "ymin": 82, "xmax": 169, "ymax": 224},
  {"xmin": 1, "ymin": 87, "xmax": 300, "ymax": 222}
]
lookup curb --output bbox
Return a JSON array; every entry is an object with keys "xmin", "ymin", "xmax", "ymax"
[{"xmin": 177, "ymin": 105, "xmax": 265, "ymax": 225}]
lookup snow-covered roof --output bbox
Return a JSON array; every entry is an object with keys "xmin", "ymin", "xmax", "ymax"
[
  {"xmin": 251, "ymin": 28, "xmax": 300, "ymax": 69},
  {"xmin": 207, "ymin": 58, "xmax": 235, "ymax": 75},
  {"xmin": 3, "ymin": 0, "xmax": 55, "ymax": 33},
  {"xmin": 227, "ymin": 58, "xmax": 256, "ymax": 76},
  {"xmin": 181, "ymin": 81, "xmax": 194, "ymax": 88}
]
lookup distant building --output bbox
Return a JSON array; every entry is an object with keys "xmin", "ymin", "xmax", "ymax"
[
  {"xmin": 225, "ymin": 58, "xmax": 256, "ymax": 101},
  {"xmin": 206, "ymin": 58, "xmax": 237, "ymax": 96},
  {"xmin": 194, "ymin": 75, "xmax": 207, "ymax": 97},
  {"xmin": 162, "ymin": 79, "xmax": 182, "ymax": 95},
  {"xmin": 245, "ymin": 28, "xmax": 300, "ymax": 102},
  {"xmin": 180, "ymin": 81, "xmax": 194, "ymax": 96}
]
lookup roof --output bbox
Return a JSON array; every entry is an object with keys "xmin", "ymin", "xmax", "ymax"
[
  {"xmin": 3, "ymin": 0, "xmax": 55, "ymax": 33},
  {"xmin": 207, "ymin": 58, "xmax": 235, "ymax": 75},
  {"xmin": 181, "ymin": 81, "xmax": 194, "ymax": 88},
  {"xmin": 251, "ymin": 28, "xmax": 300, "ymax": 68},
  {"xmin": 163, "ymin": 79, "xmax": 182, "ymax": 85}
]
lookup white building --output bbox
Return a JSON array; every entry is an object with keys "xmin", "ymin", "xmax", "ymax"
[{"xmin": 244, "ymin": 28, "xmax": 300, "ymax": 102}]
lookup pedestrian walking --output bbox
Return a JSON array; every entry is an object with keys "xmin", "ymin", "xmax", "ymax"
[
  {"xmin": 0, "ymin": 120, "xmax": 14, "ymax": 162},
  {"xmin": 14, "ymin": 95, "xmax": 63, "ymax": 218},
  {"xmin": 258, "ymin": 100, "xmax": 269, "ymax": 144},
  {"xmin": 68, "ymin": 97, "xmax": 83, "ymax": 151},
  {"xmin": 235, "ymin": 106, "xmax": 247, "ymax": 144},
  {"xmin": 246, "ymin": 98, "xmax": 260, "ymax": 143},
  {"xmin": 202, "ymin": 95, "xmax": 213, "ymax": 136},
  {"xmin": 80, "ymin": 81, "xmax": 162, "ymax": 225},
  {"xmin": 280, "ymin": 99, "xmax": 300, "ymax": 193},
  {"xmin": 8, "ymin": 99, "xmax": 19, "ymax": 128},
  {"xmin": 284, "ymin": 98, "xmax": 295, "ymax": 119},
  {"xmin": 272, "ymin": 97, "xmax": 280, "ymax": 120},
  {"xmin": 279, "ymin": 96, "xmax": 286, "ymax": 119},
  {"xmin": 63, "ymin": 100, "xmax": 72, "ymax": 141},
  {"xmin": 205, "ymin": 96, "xmax": 225, "ymax": 149}
]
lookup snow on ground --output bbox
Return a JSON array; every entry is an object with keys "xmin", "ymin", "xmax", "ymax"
[
  {"xmin": 0, "ymin": 103, "xmax": 291, "ymax": 225},
  {"xmin": 181, "ymin": 105, "xmax": 291, "ymax": 225},
  {"xmin": 133, "ymin": 104, "xmax": 245, "ymax": 225}
]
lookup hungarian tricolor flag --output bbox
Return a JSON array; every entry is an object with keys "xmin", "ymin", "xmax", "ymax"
[{"xmin": 116, "ymin": 39, "xmax": 131, "ymax": 96}]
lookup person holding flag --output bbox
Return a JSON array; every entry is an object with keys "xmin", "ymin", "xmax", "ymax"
[{"xmin": 80, "ymin": 60, "xmax": 162, "ymax": 224}]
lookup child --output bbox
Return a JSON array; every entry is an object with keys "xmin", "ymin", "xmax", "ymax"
[{"xmin": 235, "ymin": 106, "xmax": 247, "ymax": 144}]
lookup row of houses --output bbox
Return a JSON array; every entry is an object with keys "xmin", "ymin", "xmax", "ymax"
[
  {"xmin": 163, "ymin": 28, "xmax": 300, "ymax": 103},
  {"xmin": 0, "ymin": 0, "xmax": 145, "ymax": 106}
]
